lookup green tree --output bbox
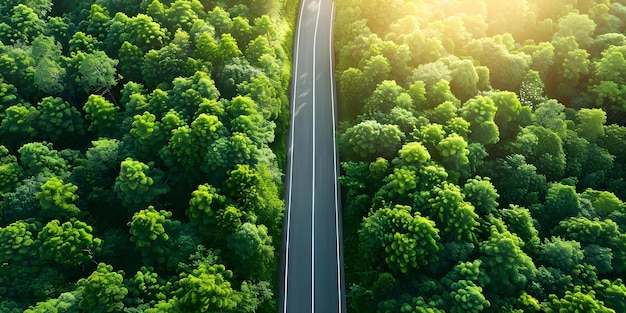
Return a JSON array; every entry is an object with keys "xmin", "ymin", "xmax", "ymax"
[
  {"xmin": 554, "ymin": 12, "xmax": 596, "ymax": 49},
  {"xmin": 78, "ymin": 50, "xmax": 119, "ymax": 95},
  {"xmin": 0, "ymin": 45, "xmax": 40, "ymax": 101},
  {"xmin": 500, "ymin": 205, "xmax": 541, "ymax": 254},
  {"xmin": 226, "ymin": 222, "xmax": 274, "ymax": 280},
  {"xmin": 463, "ymin": 176, "xmax": 499, "ymax": 215},
  {"xmin": 339, "ymin": 68, "xmax": 370, "ymax": 119},
  {"xmin": 359, "ymin": 204, "xmax": 440, "ymax": 274},
  {"xmin": 0, "ymin": 78, "xmax": 21, "ymax": 109},
  {"xmin": 546, "ymin": 36, "xmax": 590, "ymax": 102},
  {"xmin": 176, "ymin": 263, "xmax": 240, "ymax": 312},
  {"xmin": 245, "ymin": 35, "xmax": 274, "ymax": 65},
  {"xmin": 34, "ymin": 58, "xmax": 65, "ymax": 96},
  {"xmin": 237, "ymin": 74, "xmax": 282, "ymax": 121},
  {"xmin": 216, "ymin": 58, "xmax": 263, "ymax": 99},
  {"xmin": 394, "ymin": 141, "xmax": 431, "ymax": 168},
  {"xmin": 141, "ymin": 43, "xmax": 188, "ymax": 89},
  {"xmin": 168, "ymin": 71, "xmax": 221, "ymax": 121},
  {"xmin": 544, "ymin": 287, "xmax": 615, "ymax": 313},
  {"xmin": 445, "ymin": 280, "xmax": 490, "ymax": 313},
  {"xmin": 554, "ymin": 217, "xmax": 619, "ymax": 247},
  {"xmin": 68, "ymin": 31, "xmax": 100, "ymax": 54},
  {"xmin": 581, "ymin": 189, "xmax": 625, "ymax": 218},
  {"xmin": 23, "ymin": 291, "xmax": 79, "ymax": 313},
  {"xmin": 428, "ymin": 182, "xmax": 479, "ymax": 243},
  {"xmin": 594, "ymin": 279, "xmax": 626, "ymax": 312},
  {"xmin": 466, "ymin": 37, "xmax": 529, "ymax": 92},
  {"xmin": 114, "ymin": 158, "xmax": 168, "ymax": 212},
  {"xmin": 460, "ymin": 95, "xmax": 500, "ymax": 145},
  {"xmin": 124, "ymin": 266, "xmax": 166, "ymax": 308},
  {"xmin": 74, "ymin": 138, "xmax": 123, "ymax": 190},
  {"xmin": 0, "ymin": 104, "xmax": 40, "ymax": 149},
  {"xmin": 339, "ymin": 120, "xmax": 404, "ymax": 161},
  {"xmin": 489, "ymin": 91, "xmax": 530, "ymax": 140},
  {"xmin": 76, "ymin": 263, "xmax": 128, "ymax": 313},
  {"xmin": 224, "ymin": 164, "xmax": 283, "ymax": 237},
  {"xmin": 38, "ymin": 219, "xmax": 102, "ymax": 266},
  {"xmin": 216, "ymin": 33, "xmax": 243, "ymax": 65},
  {"xmin": 207, "ymin": 6, "xmax": 232, "ymax": 36},
  {"xmin": 230, "ymin": 16, "xmax": 252, "ymax": 46},
  {"xmin": 0, "ymin": 145, "xmax": 22, "ymax": 195},
  {"xmin": 2, "ymin": 4, "xmax": 44, "ymax": 44},
  {"xmin": 128, "ymin": 206, "xmax": 174, "ymax": 266},
  {"xmin": 436, "ymin": 133, "xmax": 470, "ymax": 174},
  {"xmin": 0, "ymin": 218, "xmax": 41, "ymax": 266},
  {"xmin": 129, "ymin": 111, "xmax": 165, "ymax": 159},
  {"xmin": 123, "ymin": 13, "xmax": 168, "ymax": 52},
  {"xmin": 506, "ymin": 125, "xmax": 566, "ymax": 181},
  {"xmin": 519, "ymin": 70, "xmax": 548, "ymax": 108},
  {"xmin": 118, "ymin": 41, "xmax": 144, "ymax": 83},
  {"xmin": 187, "ymin": 183, "xmax": 227, "ymax": 240},
  {"xmin": 36, "ymin": 177, "xmax": 80, "ymax": 220},
  {"xmin": 533, "ymin": 99, "xmax": 567, "ymax": 135},
  {"xmin": 227, "ymin": 96, "xmax": 274, "ymax": 146},
  {"xmin": 194, "ymin": 32, "xmax": 218, "ymax": 63},
  {"xmin": 18, "ymin": 141, "xmax": 67, "ymax": 176},
  {"xmin": 36, "ymin": 96, "xmax": 86, "ymax": 144},
  {"xmin": 479, "ymin": 225, "xmax": 537, "ymax": 299},
  {"xmin": 538, "ymin": 237, "xmax": 585, "ymax": 274},
  {"xmin": 584, "ymin": 244, "xmax": 613, "ymax": 275},
  {"xmin": 82, "ymin": 4, "xmax": 110, "ymax": 41},
  {"xmin": 450, "ymin": 59, "xmax": 479, "ymax": 102},
  {"xmin": 164, "ymin": 0, "xmax": 200, "ymax": 32},
  {"xmin": 363, "ymin": 80, "xmax": 412, "ymax": 114},
  {"xmin": 537, "ymin": 183, "xmax": 581, "ymax": 235},
  {"xmin": 43, "ymin": 16, "xmax": 71, "ymax": 48},
  {"xmin": 576, "ymin": 108, "xmax": 606, "ymax": 143},
  {"xmin": 83, "ymin": 94, "xmax": 121, "ymax": 137},
  {"xmin": 376, "ymin": 167, "xmax": 418, "ymax": 203}
]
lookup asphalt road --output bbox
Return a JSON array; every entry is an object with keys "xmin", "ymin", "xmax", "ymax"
[{"xmin": 279, "ymin": 0, "xmax": 345, "ymax": 311}]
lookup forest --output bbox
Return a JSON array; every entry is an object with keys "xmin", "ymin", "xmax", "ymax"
[
  {"xmin": 0, "ymin": 0, "xmax": 297, "ymax": 312},
  {"xmin": 334, "ymin": 0, "xmax": 626, "ymax": 312}
]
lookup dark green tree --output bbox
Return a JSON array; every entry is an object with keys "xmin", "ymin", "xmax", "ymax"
[
  {"xmin": 36, "ymin": 96, "xmax": 86, "ymax": 144},
  {"xmin": 226, "ymin": 222, "xmax": 274, "ymax": 280}
]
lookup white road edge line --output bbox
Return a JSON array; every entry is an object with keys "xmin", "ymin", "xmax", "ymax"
[
  {"xmin": 312, "ymin": 0, "xmax": 323, "ymax": 312},
  {"xmin": 328, "ymin": 3, "xmax": 342, "ymax": 313},
  {"xmin": 283, "ymin": 0, "xmax": 307, "ymax": 310}
]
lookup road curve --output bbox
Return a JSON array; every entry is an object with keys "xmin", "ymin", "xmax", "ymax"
[{"xmin": 279, "ymin": 0, "xmax": 345, "ymax": 311}]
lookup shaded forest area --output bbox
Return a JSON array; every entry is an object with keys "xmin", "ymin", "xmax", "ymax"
[
  {"xmin": 0, "ymin": 0, "xmax": 297, "ymax": 312},
  {"xmin": 334, "ymin": 0, "xmax": 626, "ymax": 312}
]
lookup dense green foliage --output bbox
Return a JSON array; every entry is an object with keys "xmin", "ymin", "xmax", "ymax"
[
  {"xmin": 0, "ymin": 0, "xmax": 297, "ymax": 311},
  {"xmin": 335, "ymin": 0, "xmax": 626, "ymax": 312}
]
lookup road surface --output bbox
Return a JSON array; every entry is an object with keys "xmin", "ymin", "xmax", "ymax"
[{"xmin": 279, "ymin": 0, "xmax": 345, "ymax": 312}]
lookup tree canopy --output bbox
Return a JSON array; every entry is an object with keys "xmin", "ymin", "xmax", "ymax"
[
  {"xmin": 0, "ymin": 0, "xmax": 295, "ymax": 311},
  {"xmin": 334, "ymin": 0, "xmax": 626, "ymax": 311}
]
